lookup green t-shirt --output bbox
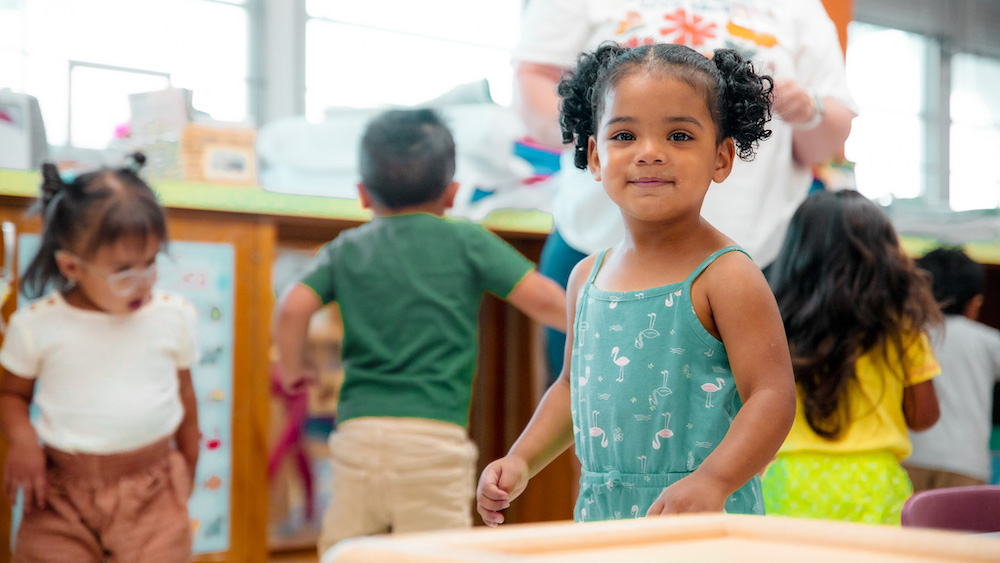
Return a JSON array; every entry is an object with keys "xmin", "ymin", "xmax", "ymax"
[{"xmin": 299, "ymin": 213, "xmax": 535, "ymax": 428}]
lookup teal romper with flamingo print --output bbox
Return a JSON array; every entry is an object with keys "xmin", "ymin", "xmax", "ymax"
[{"xmin": 570, "ymin": 246, "xmax": 764, "ymax": 522}]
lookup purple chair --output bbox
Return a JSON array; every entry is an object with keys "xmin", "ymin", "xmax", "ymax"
[{"xmin": 901, "ymin": 485, "xmax": 1000, "ymax": 533}]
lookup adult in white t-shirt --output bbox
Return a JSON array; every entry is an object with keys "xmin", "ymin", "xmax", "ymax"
[
  {"xmin": 905, "ymin": 248, "xmax": 1000, "ymax": 489},
  {"xmin": 514, "ymin": 0, "xmax": 858, "ymax": 378}
]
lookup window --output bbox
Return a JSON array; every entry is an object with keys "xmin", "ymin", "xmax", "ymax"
[
  {"xmin": 304, "ymin": 0, "xmax": 521, "ymax": 121},
  {"xmin": 951, "ymin": 53, "xmax": 1000, "ymax": 211},
  {"xmin": 845, "ymin": 20, "xmax": 1000, "ymax": 211},
  {"xmin": 0, "ymin": 0, "xmax": 249, "ymax": 149},
  {"xmin": 845, "ymin": 23, "xmax": 935, "ymax": 205}
]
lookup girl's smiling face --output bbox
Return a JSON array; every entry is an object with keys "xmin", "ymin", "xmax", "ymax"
[{"xmin": 587, "ymin": 71, "xmax": 735, "ymax": 226}]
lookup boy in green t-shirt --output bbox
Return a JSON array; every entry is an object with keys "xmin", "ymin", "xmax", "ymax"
[{"xmin": 272, "ymin": 108, "xmax": 566, "ymax": 555}]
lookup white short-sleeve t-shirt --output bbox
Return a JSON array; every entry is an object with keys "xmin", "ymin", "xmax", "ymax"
[
  {"xmin": 0, "ymin": 291, "xmax": 197, "ymax": 454},
  {"xmin": 514, "ymin": 0, "xmax": 858, "ymax": 265}
]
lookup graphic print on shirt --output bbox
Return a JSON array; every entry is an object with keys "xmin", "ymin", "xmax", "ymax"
[
  {"xmin": 611, "ymin": 346, "xmax": 631, "ymax": 382},
  {"xmin": 635, "ymin": 313, "xmax": 661, "ymax": 348},
  {"xmin": 579, "ymin": 354, "xmax": 593, "ymax": 386},
  {"xmin": 653, "ymin": 412, "xmax": 674, "ymax": 449},
  {"xmin": 649, "ymin": 370, "xmax": 672, "ymax": 408},
  {"xmin": 608, "ymin": 1, "xmax": 783, "ymax": 76},
  {"xmin": 702, "ymin": 377, "xmax": 726, "ymax": 408},
  {"xmin": 590, "ymin": 406, "xmax": 609, "ymax": 448},
  {"xmin": 664, "ymin": 289, "xmax": 682, "ymax": 307}
]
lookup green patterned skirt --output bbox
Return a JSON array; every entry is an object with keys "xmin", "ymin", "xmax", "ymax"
[{"xmin": 762, "ymin": 451, "xmax": 912, "ymax": 525}]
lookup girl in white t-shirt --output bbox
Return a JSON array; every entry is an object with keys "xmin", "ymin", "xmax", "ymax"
[{"xmin": 0, "ymin": 153, "xmax": 200, "ymax": 562}]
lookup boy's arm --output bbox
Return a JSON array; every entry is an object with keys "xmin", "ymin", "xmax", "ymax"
[
  {"xmin": 477, "ymin": 257, "xmax": 590, "ymax": 526},
  {"xmin": 506, "ymin": 270, "xmax": 567, "ymax": 331},
  {"xmin": 0, "ymin": 369, "xmax": 46, "ymax": 509},
  {"xmin": 272, "ymin": 283, "xmax": 324, "ymax": 394},
  {"xmin": 650, "ymin": 254, "xmax": 796, "ymax": 514},
  {"xmin": 174, "ymin": 368, "xmax": 200, "ymax": 485}
]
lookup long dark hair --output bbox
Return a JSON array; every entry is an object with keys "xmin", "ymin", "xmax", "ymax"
[
  {"xmin": 21, "ymin": 153, "xmax": 168, "ymax": 299},
  {"xmin": 768, "ymin": 190, "xmax": 942, "ymax": 439},
  {"xmin": 557, "ymin": 42, "xmax": 773, "ymax": 170}
]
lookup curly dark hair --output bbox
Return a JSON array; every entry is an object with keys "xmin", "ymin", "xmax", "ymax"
[
  {"xmin": 557, "ymin": 42, "xmax": 773, "ymax": 170},
  {"xmin": 768, "ymin": 191, "xmax": 942, "ymax": 440},
  {"xmin": 22, "ymin": 152, "xmax": 168, "ymax": 299}
]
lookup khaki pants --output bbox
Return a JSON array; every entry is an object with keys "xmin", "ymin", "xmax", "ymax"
[
  {"xmin": 13, "ymin": 438, "xmax": 193, "ymax": 563},
  {"xmin": 903, "ymin": 464, "xmax": 986, "ymax": 493},
  {"xmin": 317, "ymin": 417, "xmax": 478, "ymax": 556}
]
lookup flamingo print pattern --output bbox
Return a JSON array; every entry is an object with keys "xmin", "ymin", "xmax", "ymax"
[
  {"xmin": 652, "ymin": 412, "xmax": 674, "ymax": 449},
  {"xmin": 611, "ymin": 346, "xmax": 630, "ymax": 382},
  {"xmin": 635, "ymin": 313, "xmax": 660, "ymax": 349},
  {"xmin": 649, "ymin": 370, "xmax": 672, "ymax": 407},
  {"xmin": 590, "ymin": 409, "xmax": 608, "ymax": 448},
  {"xmin": 701, "ymin": 377, "xmax": 725, "ymax": 408},
  {"xmin": 569, "ymin": 246, "xmax": 761, "ymax": 521}
]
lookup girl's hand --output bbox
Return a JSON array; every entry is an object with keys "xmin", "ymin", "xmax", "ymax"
[
  {"xmin": 3, "ymin": 439, "xmax": 47, "ymax": 511},
  {"xmin": 645, "ymin": 472, "xmax": 728, "ymax": 516},
  {"xmin": 476, "ymin": 455, "xmax": 530, "ymax": 527}
]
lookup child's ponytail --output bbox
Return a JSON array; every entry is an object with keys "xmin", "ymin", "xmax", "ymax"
[
  {"xmin": 558, "ymin": 42, "xmax": 628, "ymax": 170},
  {"xmin": 23, "ymin": 163, "xmax": 79, "ymax": 298},
  {"xmin": 712, "ymin": 48, "xmax": 773, "ymax": 161}
]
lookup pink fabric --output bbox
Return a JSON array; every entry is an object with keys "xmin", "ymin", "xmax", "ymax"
[
  {"xmin": 267, "ymin": 365, "xmax": 315, "ymax": 519},
  {"xmin": 13, "ymin": 439, "xmax": 193, "ymax": 562}
]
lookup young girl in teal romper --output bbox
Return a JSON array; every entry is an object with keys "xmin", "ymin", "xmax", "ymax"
[{"xmin": 477, "ymin": 42, "xmax": 798, "ymax": 524}]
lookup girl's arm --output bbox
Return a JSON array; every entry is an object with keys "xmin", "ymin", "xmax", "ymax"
[
  {"xmin": 903, "ymin": 379, "xmax": 939, "ymax": 431},
  {"xmin": 505, "ymin": 270, "xmax": 568, "ymax": 331},
  {"xmin": 476, "ymin": 256, "xmax": 592, "ymax": 526},
  {"xmin": 514, "ymin": 62, "xmax": 569, "ymax": 150},
  {"xmin": 648, "ymin": 255, "xmax": 796, "ymax": 515},
  {"xmin": 0, "ymin": 370, "xmax": 47, "ymax": 510},
  {"xmin": 174, "ymin": 368, "xmax": 200, "ymax": 485}
]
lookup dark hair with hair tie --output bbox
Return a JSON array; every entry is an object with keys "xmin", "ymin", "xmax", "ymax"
[
  {"xmin": 558, "ymin": 42, "xmax": 773, "ymax": 169},
  {"xmin": 21, "ymin": 152, "xmax": 168, "ymax": 299}
]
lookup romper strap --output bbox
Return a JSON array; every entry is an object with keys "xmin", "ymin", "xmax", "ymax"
[
  {"xmin": 586, "ymin": 248, "xmax": 612, "ymax": 285},
  {"xmin": 685, "ymin": 245, "xmax": 751, "ymax": 284}
]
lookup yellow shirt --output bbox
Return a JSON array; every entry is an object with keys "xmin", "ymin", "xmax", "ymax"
[{"xmin": 779, "ymin": 333, "xmax": 940, "ymax": 461}]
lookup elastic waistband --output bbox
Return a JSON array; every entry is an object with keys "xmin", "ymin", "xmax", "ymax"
[
  {"xmin": 580, "ymin": 468, "xmax": 690, "ymax": 491},
  {"xmin": 45, "ymin": 438, "xmax": 172, "ymax": 483}
]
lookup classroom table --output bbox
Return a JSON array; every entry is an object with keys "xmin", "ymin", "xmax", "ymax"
[{"xmin": 321, "ymin": 513, "xmax": 1000, "ymax": 563}]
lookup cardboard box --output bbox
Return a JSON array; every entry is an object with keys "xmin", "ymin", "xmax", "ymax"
[{"xmin": 180, "ymin": 123, "xmax": 257, "ymax": 186}]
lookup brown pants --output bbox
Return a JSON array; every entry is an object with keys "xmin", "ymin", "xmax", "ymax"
[
  {"xmin": 903, "ymin": 464, "xmax": 986, "ymax": 493},
  {"xmin": 13, "ymin": 438, "xmax": 193, "ymax": 563}
]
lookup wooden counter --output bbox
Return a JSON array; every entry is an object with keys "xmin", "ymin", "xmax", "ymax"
[{"xmin": 0, "ymin": 168, "xmax": 572, "ymax": 562}]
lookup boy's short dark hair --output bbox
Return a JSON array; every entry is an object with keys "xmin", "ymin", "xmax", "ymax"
[
  {"xmin": 916, "ymin": 247, "xmax": 985, "ymax": 315},
  {"xmin": 358, "ymin": 108, "xmax": 456, "ymax": 209}
]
